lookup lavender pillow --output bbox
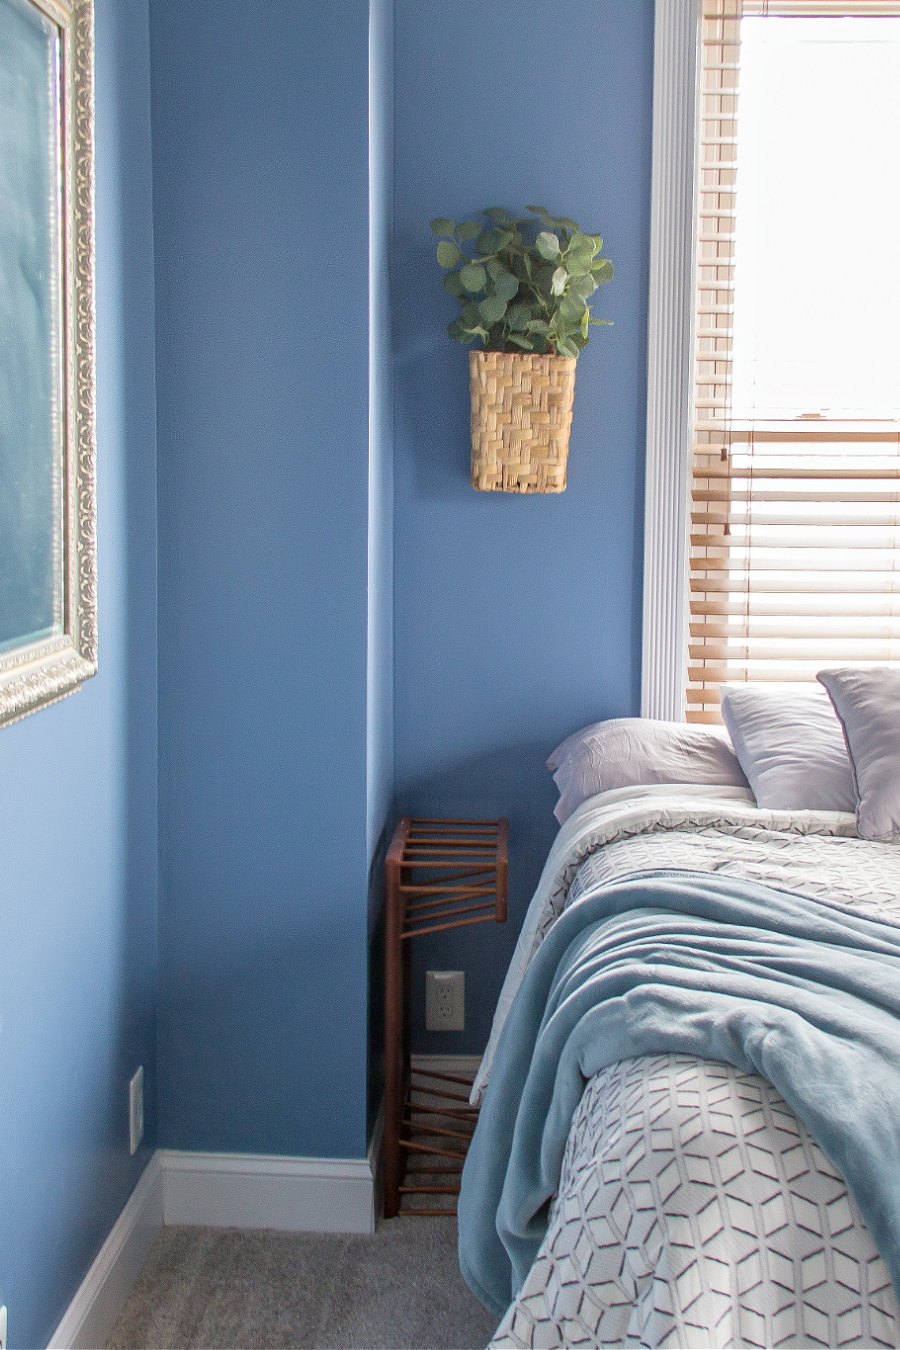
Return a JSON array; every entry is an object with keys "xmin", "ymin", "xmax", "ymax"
[
  {"xmin": 817, "ymin": 667, "xmax": 900, "ymax": 842},
  {"xmin": 547, "ymin": 717, "xmax": 748, "ymax": 825},
  {"xmin": 719, "ymin": 685, "xmax": 856, "ymax": 813}
]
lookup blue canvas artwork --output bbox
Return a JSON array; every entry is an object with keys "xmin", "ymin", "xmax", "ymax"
[{"xmin": 0, "ymin": 0, "xmax": 63, "ymax": 655}]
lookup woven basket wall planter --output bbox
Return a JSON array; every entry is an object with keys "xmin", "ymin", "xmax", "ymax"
[{"xmin": 469, "ymin": 350, "xmax": 577, "ymax": 494}]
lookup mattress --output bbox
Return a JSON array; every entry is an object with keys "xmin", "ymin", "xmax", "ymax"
[{"xmin": 467, "ymin": 788, "xmax": 900, "ymax": 1348}]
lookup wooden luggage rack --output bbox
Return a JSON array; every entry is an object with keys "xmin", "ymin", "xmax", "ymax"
[{"xmin": 384, "ymin": 816, "xmax": 508, "ymax": 1217}]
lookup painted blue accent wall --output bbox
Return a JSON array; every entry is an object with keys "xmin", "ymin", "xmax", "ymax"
[
  {"xmin": 392, "ymin": 0, "xmax": 655, "ymax": 1053},
  {"xmin": 151, "ymin": 0, "xmax": 375, "ymax": 1160},
  {"xmin": 0, "ymin": 0, "xmax": 159, "ymax": 1341},
  {"xmin": 0, "ymin": 0, "xmax": 658, "ymax": 1332}
]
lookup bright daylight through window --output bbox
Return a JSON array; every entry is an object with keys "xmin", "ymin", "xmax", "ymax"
[{"xmin": 687, "ymin": 1, "xmax": 900, "ymax": 721}]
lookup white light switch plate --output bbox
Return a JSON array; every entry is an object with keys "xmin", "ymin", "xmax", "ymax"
[{"xmin": 1, "ymin": 1302, "xmax": 7, "ymax": 1350}]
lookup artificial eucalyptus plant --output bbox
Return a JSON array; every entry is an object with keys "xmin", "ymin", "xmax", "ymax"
[{"xmin": 432, "ymin": 205, "xmax": 613, "ymax": 358}]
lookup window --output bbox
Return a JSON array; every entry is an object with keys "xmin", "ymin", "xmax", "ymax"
[{"xmin": 642, "ymin": 0, "xmax": 900, "ymax": 721}]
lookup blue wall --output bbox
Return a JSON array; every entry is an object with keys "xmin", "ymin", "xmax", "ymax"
[
  {"xmin": 2, "ymin": 1, "xmax": 658, "ymax": 1334},
  {"xmin": 392, "ymin": 0, "xmax": 655, "ymax": 1053},
  {"xmin": 151, "ymin": 0, "xmax": 376, "ymax": 1160},
  {"xmin": 0, "ymin": 0, "xmax": 159, "ymax": 1341}
]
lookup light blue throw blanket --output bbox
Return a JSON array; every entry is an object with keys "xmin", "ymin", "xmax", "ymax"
[{"xmin": 458, "ymin": 871, "xmax": 900, "ymax": 1317}]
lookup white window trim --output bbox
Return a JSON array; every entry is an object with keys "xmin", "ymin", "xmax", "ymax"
[{"xmin": 641, "ymin": 0, "xmax": 701, "ymax": 721}]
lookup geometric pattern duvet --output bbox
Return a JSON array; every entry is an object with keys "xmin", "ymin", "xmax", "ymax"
[
  {"xmin": 481, "ymin": 798, "xmax": 900, "ymax": 1348},
  {"xmin": 490, "ymin": 1054, "xmax": 900, "ymax": 1348}
]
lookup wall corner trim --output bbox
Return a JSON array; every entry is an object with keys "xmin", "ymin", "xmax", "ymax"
[
  {"xmin": 48, "ymin": 1152, "xmax": 164, "ymax": 1350},
  {"xmin": 642, "ymin": 0, "xmax": 700, "ymax": 722},
  {"xmin": 49, "ymin": 1147, "xmax": 379, "ymax": 1347}
]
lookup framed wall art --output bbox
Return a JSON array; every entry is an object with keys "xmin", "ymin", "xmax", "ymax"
[{"xmin": 0, "ymin": 0, "xmax": 95, "ymax": 729}]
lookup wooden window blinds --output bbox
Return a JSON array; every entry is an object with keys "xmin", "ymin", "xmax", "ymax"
[{"xmin": 688, "ymin": 0, "xmax": 900, "ymax": 721}]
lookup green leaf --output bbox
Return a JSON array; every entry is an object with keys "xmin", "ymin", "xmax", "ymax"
[
  {"xmin": 536, "ymin": 231, "xmax": 561, "ymax": 260},
  {"xmin": 551, "ymin": 266, "xmax": 567, "ymax": 297},
  {"xmin": 447, "ymin": 318, "xmax": 471, "ymax": 343},
  {"xmin": 478, "ymin": 228, "xmax": 515, "ymax": 256},
  {"xmin": 431, "ymin": 217, "xmax": 455, "ymax": 237},
  {"xmin": 493, "ymin": 271, "xmax": 519, "ymax": 302},
  {"xmin": 556, "ymin": 217, "xmax": 580, "ymax": 233},
  {"xmin": 566, "ymin": 235, "xmax": 594, "ymax": 271},
  {"xmin": 526, "ymin": 205, "xmax": 549, "ymax": 217},
  {"xmin": 461, "ymin": 301, "xmax": 482, "ymax": 327},
  {"xmin": 564, "ymin": 254, "xmax": 591, "ymax": 278},
  {"xmin": 591, "ymin": 258, "xmax": 614, "ymax": 284},
  {"xmin": 508, "ymin": 334, "xmax": 534, "ymax": 350},
  {"xmin": 568, "ymin": 232, "xmax": 594, "ymax": 254},
  {"xmin": 479, "ymin": 294, "xmax": 508, "ymax": 325},
  {"xmin": 443, "ymin": 269, "xmax": 465, "ymax": 297},
  {"xmin": 571, "ymin": 273, "xmax": 598, "ymax": 299},
  {"xmin": 506, "ymin": 303, "xmax": 532, "ymax": 331},
  {"xmin": 556, "ymin": 337, "xmax": 579, "ymax": 358},
  {"xmin": 581, "ymin": 307, "xmax": 590, "ymax": 340},
  {"xmin": 460, "ymin": 263, "xmax": 488, "ymax": 292},
  {"xmin": 526, "ymin": 319, "xmax": 549, "ymax": 335},
  {"xmin": 484, "ymin": 206, "xmax": 508, "ymax": 222},
  {"xmin": 589, "ymin": 317, "xmax": 613, "ymax": 326},
  {"xmin": 487, "ymin": 258, "xmax": 506, "ymax": 280},
  {"xmin": 437, "ymin": 240, "xmax": 461, "ymax": 268},
  {"xmin": 559, "ymin": 292, "xmax": 587, "ymax": 328},
  {"xmin": 457, "ymin": 220, "xmax": 482, "ymax": 241}
]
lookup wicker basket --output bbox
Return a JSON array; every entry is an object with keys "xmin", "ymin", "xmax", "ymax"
[{"xmin": 469, "ymin": 349, "xmax": 577, "ymax": 493}]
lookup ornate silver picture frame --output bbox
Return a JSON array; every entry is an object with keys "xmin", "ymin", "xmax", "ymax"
[{"xmin": 0, "ymin": 0, "xmax": 96, "ymax": 729}]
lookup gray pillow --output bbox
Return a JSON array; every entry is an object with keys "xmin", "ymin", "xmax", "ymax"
[
  {"xmin": 719, "ymin": 685, "xmax": 856, "ymax": 813},
  {"xmin": 547, "ymin": 717, "xmax": 749, "ymax": 825},
  {"xmin": 817, "ymin": 667, "xmax": 900, "ymax": 842}
]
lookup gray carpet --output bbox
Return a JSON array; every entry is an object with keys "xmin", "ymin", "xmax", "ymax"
[{"xmin": 106, "ymin": 1219, "xmax": 499, "ymax": 1349}]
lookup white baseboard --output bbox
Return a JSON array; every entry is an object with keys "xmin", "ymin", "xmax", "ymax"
[
  {"xmin": 412, "ymin": 1053, "xmax": 482, "ymax": 1078},
  {"xmin": 159, "ymin": 1147, "xmax": 376, "ymax": 1234},
  {"xmin": 48, "ymin": 1152, "xmax": 164, "ymax": 1350},
  {"xmin": 49, "ymin": 1137, "xmax": 381, "ymax": 1349}
]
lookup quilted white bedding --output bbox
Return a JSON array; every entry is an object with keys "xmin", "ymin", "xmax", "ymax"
[{"xmin": 481, "ymin": 787, "xmax": 900, "ymax": 1349}]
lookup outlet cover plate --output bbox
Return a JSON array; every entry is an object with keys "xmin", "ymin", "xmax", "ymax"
[
  {"xmin": 426, "ymin": 970, "xmax": 464, "ymax": 1031},
  {"xmin": 129, "ymin": 1065, "xmax": 144, "ymax": 1156}
]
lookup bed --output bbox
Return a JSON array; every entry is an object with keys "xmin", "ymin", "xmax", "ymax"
[{"xmin": 457, "ymin": 687, "xmax": 900, "ymax": 1349}]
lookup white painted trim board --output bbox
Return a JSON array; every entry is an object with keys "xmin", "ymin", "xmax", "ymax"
[
  {"xmin": 47, "ymin": 1152, "xmax": 163, "ymax": 1350},
  {"xmin": 160, "ymin": 1147, "xmax": 377, "ymax": 1235},
  {"xmin": 411, "ymin": 1053, "xmax": 482, "ymax": 1076},
  {"xmin": 642, "ymin": 0, "xmax": 700, "ymax": 721}
]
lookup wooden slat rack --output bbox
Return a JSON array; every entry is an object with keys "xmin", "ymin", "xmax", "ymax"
[{"xmin": 384, "ymin": 817, "xmax": 508, "ymax": 1217}]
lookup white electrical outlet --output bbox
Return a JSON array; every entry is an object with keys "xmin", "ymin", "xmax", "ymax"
[
  {"xmin": 0, "ymin": 1303, "xmax": 7, "ymax": 1350},
  {"xmin": 426, "ymin": 970, "xmax": 464, "ymax": 1031},
  {"xmin": 129, "ymin": 1065, "xmax": 144, "ymax": 1156}
]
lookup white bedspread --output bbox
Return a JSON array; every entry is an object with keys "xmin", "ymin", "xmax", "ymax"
[
  {"xmin": 478, "ymin": 787, "xmax": 900, "ymax": 1348},
  {"xmin": 490, "ymin": 1055, "xmax": 900, "ymax": 1348}
]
